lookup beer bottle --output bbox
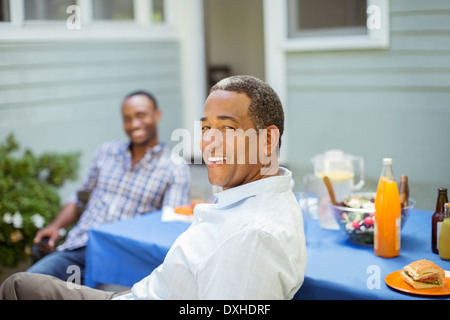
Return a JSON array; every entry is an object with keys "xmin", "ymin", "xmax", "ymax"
[
  {"xmin": 432, "ymin": 188, "xmax": 448, "ymax": 254},
  {"xmin": 398, "ymin": 175, "xmax": 409, "ymax": 208}
]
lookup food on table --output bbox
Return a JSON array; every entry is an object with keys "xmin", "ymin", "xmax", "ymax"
[
  {"xmin": 174, "ymin": 205, "xmax": 195, "ymax": 215},
  {"xmin": 174, "ymin": 199, "xmax": 209, "ymax": 215},
  {"xmin": 401, "ymin": 259, "xmax": 445, "ymax": 289},
  {"xmin": 332, "ymin": 194, "xmax": 376, "ymax": 245},
  {"xmin": 332, "ymin": 193, "xmax": 413, "ymax": 245}
]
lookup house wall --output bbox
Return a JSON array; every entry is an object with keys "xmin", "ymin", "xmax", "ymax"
[
  {"xmin": 0, "ymin": 40, "xmax": 183, "ymax": 198},
  {"xmin": 285, "ymin": 0, "xmax": 450, "ymax": 210}
]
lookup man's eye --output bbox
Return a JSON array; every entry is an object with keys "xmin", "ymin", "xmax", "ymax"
[
  {"xmin": 201, "ymin": 126, "xmax": 211, "ymax": 131},
  {"xmin": 223, "ymin": 126, "xmax": 236, "ymax": 131}
]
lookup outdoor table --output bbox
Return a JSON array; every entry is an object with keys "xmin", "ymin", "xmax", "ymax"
[
  {"xmin": 84, "ymin": 208, "xmax": 450, "ymax": 299},
  {"xmin": 84, "ymin": 211, "xmax": 190, "ymax": 288},
  {"xmin": 294, "ymin": 208, "xmax": 450, "ymax": 300}
]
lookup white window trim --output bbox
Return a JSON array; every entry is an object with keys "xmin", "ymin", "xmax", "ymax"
[
  {"xmin": 263, "ymin": 0, "xmax": 389, "ymax": 164},
  {"xmin": 283, "ymin": 0, "xmax": 390, "ymax": 52},
  {"xmin": 175, "ymin": 0, "xmax": 207, "ymax": 162},
  {"xmin": 263, "ymin": 0, "xmax": 288, "ymax": 165},
  {"xmin": 1, "ymin": 0, "xmax": 178, "ymax": 41}
]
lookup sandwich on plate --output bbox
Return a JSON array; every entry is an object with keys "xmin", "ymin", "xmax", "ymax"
[{"xmin": 401, "ymin": 259, "xmax": 445, "ymax": 289}]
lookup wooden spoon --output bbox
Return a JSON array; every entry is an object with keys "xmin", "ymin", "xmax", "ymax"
[{"xmin": 323, "ymin": 176, "xmax": 338, "ymax": 206}]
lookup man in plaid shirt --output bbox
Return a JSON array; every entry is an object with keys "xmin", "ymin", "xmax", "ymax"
[{"xmin": 26, "ymin": 90, "xmax": 190, "ymax": 282}]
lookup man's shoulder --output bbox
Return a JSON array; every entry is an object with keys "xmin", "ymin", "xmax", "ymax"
[
  {"xmin": 96, "ymin": 140, "xmax": 128, "ymax": 155},
  {"xmin": 235, "ymin": 192, "xmax": 301, "ymax": 235}
]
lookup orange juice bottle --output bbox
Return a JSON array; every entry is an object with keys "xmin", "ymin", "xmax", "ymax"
[{"xmin": 374, "ymin": 158, "xmax": 401, "ymax": 258}]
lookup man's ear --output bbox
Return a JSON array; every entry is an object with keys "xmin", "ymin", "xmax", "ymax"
[
  {"xmin": 154, "ymin": 109, "xmax": 162, "ymax": 123},
  {"xmin": 264, "ymin": 125, "xmax": 280, "ymax": 157},
  {"xmin": 259, "ymin": 125, "xmax": 280, "ymax": 176}
]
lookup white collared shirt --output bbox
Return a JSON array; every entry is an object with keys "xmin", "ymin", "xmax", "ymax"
[{"xmin": 115, "ymin": 168, "xmax": 306, "ymax": 300}]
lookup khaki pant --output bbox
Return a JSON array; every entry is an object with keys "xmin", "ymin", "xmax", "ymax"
[{"xmin": 0, "ymin": 272, "xmax": 118, "ymax": 300}]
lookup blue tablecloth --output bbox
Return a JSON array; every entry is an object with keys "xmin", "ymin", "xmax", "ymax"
[
  {"xmin": 294, "ymin": 208, "xmax": 450, "ymax": 300},
  {"xmin": 84, "ymin": 211, "xmax": 191, "ymax": 288},
  {"xmin": 84, "ymin": 208, "xmax": 450, "ymax": 299}
]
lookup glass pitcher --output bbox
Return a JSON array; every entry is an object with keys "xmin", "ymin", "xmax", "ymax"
[
  {"xmin": 311, "ymin": 149, "xmax": 365, "ymax": 202},
  {"xmin": 304, "ymin": 150, "xmax": 364, "ymax": 229}
]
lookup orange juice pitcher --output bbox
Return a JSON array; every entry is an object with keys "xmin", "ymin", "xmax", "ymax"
[{"xmin": 374, "ymin": 158, "xmax": 401, "ymax": 258}]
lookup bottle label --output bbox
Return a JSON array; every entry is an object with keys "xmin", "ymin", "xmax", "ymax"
[
  {"xmin": 437, "ymin": 221, "xmax": 442, "ymax": 250},
  {"xmin": 395, "ymin": 217, "xmax": 401, "ymax": 250},
  {"xmin": 374, "ymin": 221, "xmax": 378, "ymax": 250}
]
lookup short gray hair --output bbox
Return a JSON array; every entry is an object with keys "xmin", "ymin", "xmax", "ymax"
[{"xmin": 210, "ymin": 75, "xmax": 284, "ymax": 149}]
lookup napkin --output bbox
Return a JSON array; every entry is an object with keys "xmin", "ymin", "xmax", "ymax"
[{"xmin": 161, "ymin": 205, "xmax": 195, "ymax": 223}]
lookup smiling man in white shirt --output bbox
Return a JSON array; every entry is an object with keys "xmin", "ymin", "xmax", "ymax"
[{"xmin": 0, "ymin": 75, "xmax": 306, "ymax": 300}]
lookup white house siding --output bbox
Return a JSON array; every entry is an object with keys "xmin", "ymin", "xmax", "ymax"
[
  {"xmin": 0, "ymin": 40, "xmax": 183, "ymax": 198},
  {"xmin": 285, "ymin": 0, "xmax": 450, "ymax": 210}
]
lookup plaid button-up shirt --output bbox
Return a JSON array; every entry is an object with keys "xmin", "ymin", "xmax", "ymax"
[{"xmin": 58, "ymin": 140, "xmax": 190, "ymax": 251}]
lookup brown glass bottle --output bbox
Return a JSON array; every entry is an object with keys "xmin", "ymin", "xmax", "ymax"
[
  {"xmin": 398, "ymin": 175, "xmax": 409, "ymax": 208},
  {"xmin": 432, "ymin": 188, "xmax": 448, "ymax": 254}
]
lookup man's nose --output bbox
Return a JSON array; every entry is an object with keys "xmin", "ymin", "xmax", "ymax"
[
  {"xmin": 201, "ymin": 129, "xmax": 223, "ymax": 152},
  {"xmin": 130, "ymin": 117, "xmax": 142, "ymax": 128}
]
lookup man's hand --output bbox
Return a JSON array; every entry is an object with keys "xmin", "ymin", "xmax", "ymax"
[
  {"xmin": 34, "ymin": 226, "xmax": 60, "ymax": 253},
  {"xmin": 32, "ymin": 202, "xmax": 79, "ymax": 253}
]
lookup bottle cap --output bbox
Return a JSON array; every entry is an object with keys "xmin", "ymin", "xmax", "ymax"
[
  {"xmin": 445, "ymin": 203, "xmax": 450, "ymax": 213},
  {"xmin": 382, "ymin": 158, "xmax": 392, "ymax": 165}
]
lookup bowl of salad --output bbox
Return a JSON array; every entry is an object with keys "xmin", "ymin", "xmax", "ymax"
[{"xmin": 331, "ymin": 193, "xmax": 415, "ymax": 245}]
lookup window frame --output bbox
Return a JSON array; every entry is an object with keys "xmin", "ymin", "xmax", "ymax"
[
  {"xmin": 283, "ymin": 0, "xmax": 389, "ymax": 52},
  {"xmin": 0, "ymin": 0, "xmax": 177, "ymax": 41}
]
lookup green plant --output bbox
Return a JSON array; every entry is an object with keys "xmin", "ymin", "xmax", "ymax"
[{"xmin": 0, "ymin": 133, "xmax": 80, "ymax": 271}]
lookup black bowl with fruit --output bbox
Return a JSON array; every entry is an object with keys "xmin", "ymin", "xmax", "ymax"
[{"xmin": 331, "ymin": 192, "xmax": 415, "ymax": 245}]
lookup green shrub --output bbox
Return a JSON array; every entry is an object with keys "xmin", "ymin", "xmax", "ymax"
[{"xmin": 0, "ymin": 133, "xmax": 80, "ymax": 271}]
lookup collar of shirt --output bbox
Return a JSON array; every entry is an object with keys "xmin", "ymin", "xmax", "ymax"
[
  {"xmin": 212, "ymin": 167, "xmax": 292, "ymax": 209},
  {"xmin": 122, "ymin": 142, "xmax": 166, "ymax": 170}
]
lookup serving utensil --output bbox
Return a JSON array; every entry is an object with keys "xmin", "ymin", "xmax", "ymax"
[{"xmin": 323, "ymin": 176, "xmax": 344, "ymax": 206}]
